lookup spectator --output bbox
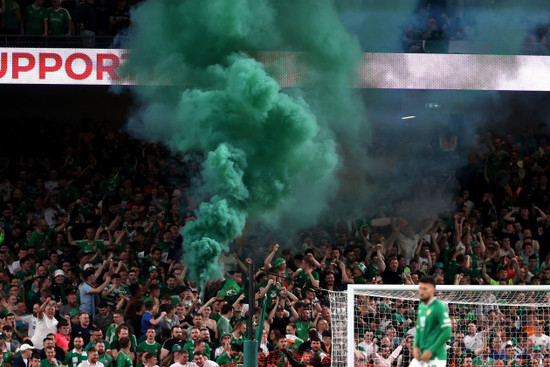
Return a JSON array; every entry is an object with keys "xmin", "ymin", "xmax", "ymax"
[
  {"xmin": 23, "ymin": 0, "xmax": 48, "ymax": 36},
  {"xmin": 192, "ymin": 352, "xmax": 218, "ymax": 367},
  {"xmin": 31, "ymin": 299, "xmax": 58, "ymax": 350},
  {"xmin": 41, "ymin": 345, "xmax": 62, "ymax": 367},
  {"xmin": 72, "ymin": 312, "xmax": 94, "ymax": 345},
  {"xmin": 159, "ymin": 326, "xmax": 186, "ymax": 362},
  {"xmin": 115, "ymin": 337, "xmax": 133, "ymax": 367},
  {"xmin": 136, "ymin": 326, "xmax": 161, "ymax": 357},
  {"xmin": 13, "ymin": 344, "xmax": 35, "ymax": 367},
  {"xmin": 73, "ymin": 0, "xmax": 96, "ymax": 47},
  {"xmin": 79, "ymin": 269, "xmax": 110, "ymax": 317},
  {"xmin": 169, "ymin": 347, "xmax": 193, "ymax": 367},
  {"xmin": 215, "ymin": 343, "xmax": 240, "ymax": 367},
  {"xmin": 64, "ymin": 336, "xmax": 87, "ymax": 367},
  {"xmin": 92, "ymin": 303, "xmax": 113, "ymax": 336},
  {"xmin": 76, "ymin": 347, "xmax": 103, "ymax": 367},
  {"xmin": 108, "ymin": 0, "xmax": 129, "ymax": 35},
  {"xmin": 95, "ymin": 342, "xmax": 112, "ymax": 367},
  {"xmin": 2, "ymin": 0, "xmax": 22, "ymax": 35},
  {"xmin": 46, "ymin": 0, "xmax": 72, "ymax": 37}
]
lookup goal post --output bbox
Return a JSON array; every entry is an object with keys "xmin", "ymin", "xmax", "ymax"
[{"xmin": 329, "ymin": 284, "xmax": 550, "ymax": 367}]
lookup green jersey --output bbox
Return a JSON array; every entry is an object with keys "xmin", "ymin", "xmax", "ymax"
[
  {"xmin": 136, "ymin": 340, "xmax": 161, "ymax": 356},
  {"xmin": 413, "ymin": 298, "xmax": 452, "ymax": 360},
  {"xmin": 183, "ymin": 340, "xmax": 211, "ymax": 357},
  {"xmin": 24, "ymin": 4, "xmax": 47, "ymax": 34},
  {"xmin": 472, "ymin": 356, "xmax": 495, "ymax": 367},
  {"xmin": 116, "ymin": 351, "xmax": 133, "ymax": 367},
  {"xmin": 98, "ymin": 353, "xmax": 113, "ymax": 367},
  {"xmin": 47, "ymin": 7, "xmax": 71, "ymax": 35},
  {"xmin": 4, "ymin": 0, "xmax": 21, "ymax": 30},
  {"xmin": 295, "ymin": 318, "xmax": 312, "ymax": 341},
  {"xmin": 64, "ymin": 349, "xmax": 88, "ymax": 367},
  {"xmin": 75, "ymin": 239, "xmax": 105, "ymax": 255},
  {"xmin": 40, "ymin": 360, "xmax": 62, "ymax": 367},
  {"xmin": 28, "ymin": 229, "xmax": 53, "ymax": 259},
  {"xmin": 216, "ymin": 353, "xmax": 240, "ymax": 366}
]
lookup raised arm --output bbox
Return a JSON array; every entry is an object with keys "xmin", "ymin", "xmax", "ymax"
[
  {"xmin": 88, "ymin": 275, "xmax": 111, "ymax": 294},
  {"xmin": 263, "ymin": 243, "xmax": 279, "ymax": 270},
  {"xmin": 481, "ymin": 261, "xmax": 492, "ymax": 284},
  {"xmin": 148, "ymin": 311, "xmax": 167, "ymax": 326},
  {"xmin": 503, "ymin": 209, "xmax": 517, "ymax": 223},
  {"xmin": 477, "ymin": 232, "xmax": 486, "ymax": 254},
  {"xmin": 375, "ymin": 244, "xmax": 386, "ymax": 272},
  {"xmin": 535, "ymin": 206, "xmax": 548, "ymax": 222}
]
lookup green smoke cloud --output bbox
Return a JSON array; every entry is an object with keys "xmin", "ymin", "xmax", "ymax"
[{"xmin": 123, "ymin": 0, "xmax": 364, "ymax": 286}]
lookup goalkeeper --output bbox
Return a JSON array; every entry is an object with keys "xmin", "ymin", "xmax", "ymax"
[{"xmin": 412, "ymin": 275, "xmax": 452, "ymax": 367}]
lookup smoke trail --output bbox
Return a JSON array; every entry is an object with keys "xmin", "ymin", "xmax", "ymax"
[{"xmin": 122, "ymin": 0, "xmax": 362, "ymax": 286}]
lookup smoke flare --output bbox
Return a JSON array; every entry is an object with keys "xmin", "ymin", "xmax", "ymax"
[{"xmin": 123, "ymin": 0, "xmax": 363, "ymax": 286}]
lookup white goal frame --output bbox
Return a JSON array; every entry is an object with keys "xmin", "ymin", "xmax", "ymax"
[{"xmin": 343, "ymin": 284, "xmax": 550, "ymax": 366}]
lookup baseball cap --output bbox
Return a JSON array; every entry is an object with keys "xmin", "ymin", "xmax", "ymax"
[
  {"xmin": 355, "ymin": 263, "xmax": 367, "ymax": 275},
  {"xmin": 171, "ymin": 344, "xmax": 183, "ymax": 353},
  {"xmin": 273, "ymin": 258, "xmax": 286, "ymax": 268},
  {"xmin": 220, "ymin": 332, "xmax": 231, "ymax": 339},
  {"xmin": 53, "ymin": 269, "xmax": 65, "ymax": 278},
  {"xmin": 70, "ymin": 308, "xmax": 81, "ymax": 318},
  {"xmin": 83, "ymin": 263, "xmax": 94, "ymax": 270},
  {"xmin": 533, "ymin": 346, "xmax": 542, "ymax": 352},
  {"xmin": 20, "ymin": 344, "xmax": 34, "ymax": 352},
  {"xmin": 148, "ymin": 265, "xmax": 158, "ymax": 273},
  {"xmin": 435, "ymin": 262, "xmax": 444, "ymax": 269}
]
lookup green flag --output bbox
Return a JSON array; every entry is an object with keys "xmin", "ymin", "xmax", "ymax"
[
  {"xmin": 217, "ymin": 278, "xmax": 242, "ymax": 302},
  {"xmin": 254, "ymin": 295, "xmax": 268, "ymax": 341}
]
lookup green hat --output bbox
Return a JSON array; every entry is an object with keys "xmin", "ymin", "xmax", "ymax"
[
  {"xmin": 273, "ymin": 258, "xmax": 286, "ymax": 268},
  {"xmin": 148, "ymin": 265, "xmax": 159, "ymax": 273},
  {"xmin": 355, "ymin": 263, "xmax": 367, "ymax": 275},
  {"xmin": 70, "ymin": 308, "xmax": 81, "ymax": 318},
  {"xmin": 171, "ymin": 344, "xmax": 183, "ymax": 353},
  {"xmin": 435, "ymin": 262, "xmax": 444, "ymax": 268},
  {"xmin": 533, "ymin": 346, "xmax": 542, "ymax": 352},
  {"xmin": 220, "ymin": 332, "xmax": 231, "ymax": 339}
]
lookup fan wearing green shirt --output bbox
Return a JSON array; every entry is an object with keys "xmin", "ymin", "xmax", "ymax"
[
  {"xmin": 68, "ymin": 226, "xmax": 111, "ymax": 259},
  {"xmin": 28, "ymin": 219, "xmax": 54, "ymax": 261},
  {"xmin": 115, "ymin": 337, "xmax": 133, "ymax": 367},
  {"xmin": 40, "ymin": 346, "xmax": 62, "ymax": 367},
  {"xmin": 24, "ymin": 0, "xmax": 48, "ymax": 35},
  {"xmin": 137, "ymin": 327, "xmax": 161, "ymax": 357},
  {"xmin": 96, "ymin": 342, "xmax": 113, "ymax": 367},
  {"xmin": 64, "ymin": 336, "xmax": 87, "ymax": 367},
  {"xmin": 412, "ymin": 275, "xmax": 452, "ymax": 367},
  {"xmin": 215, "ymin": 343, "xmax": 241, "ymax": 366}
]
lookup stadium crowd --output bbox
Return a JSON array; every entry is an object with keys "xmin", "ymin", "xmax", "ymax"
[{"xmin": 0, "ymin": 111, "xmax": 550, "ymax": 367}]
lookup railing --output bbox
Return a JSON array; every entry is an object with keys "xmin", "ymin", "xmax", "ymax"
[
  {"xmin": 0, "ymin": 34, "xmax": 122, "ymax": 48},
  {"xmin": 0, "ymin": 35, "xmax": 548, "ymax": 56}
]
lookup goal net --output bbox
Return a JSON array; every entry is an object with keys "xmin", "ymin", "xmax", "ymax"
[{"xmin": 329, "ymin": 285, "xmax": 550, "ymax": 367}]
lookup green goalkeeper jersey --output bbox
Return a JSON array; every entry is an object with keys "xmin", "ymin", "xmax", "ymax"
[{"xmin": 414, "ymin": 298, "xmax": 452, "ymax": 360}]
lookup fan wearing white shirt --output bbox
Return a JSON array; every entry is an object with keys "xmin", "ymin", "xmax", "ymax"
[
  {"xmin": 464, "ymin": 323, "xmax": 483, "ymax": 352},
  {"xmin": 529, "ymin": 322, "xmax": 550, "ymax": 350},
  {"xmin": 358, "ymin": 330, "xmax": 378, "ymax": 355}
]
